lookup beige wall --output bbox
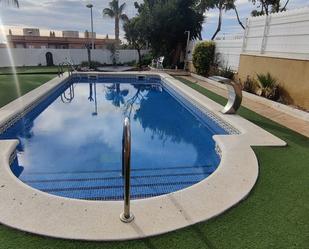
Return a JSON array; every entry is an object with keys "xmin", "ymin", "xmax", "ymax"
[{"xmin": 238, "ymin": 54, "xmax": 309, "ymax": 110}]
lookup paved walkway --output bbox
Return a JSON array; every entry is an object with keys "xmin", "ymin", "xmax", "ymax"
[{"xmin": 180, "ymin": 76, "xmax": 309, "ymax": 138}]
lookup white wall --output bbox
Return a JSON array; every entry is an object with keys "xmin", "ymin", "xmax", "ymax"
[
  {"xmin": 0, "ymin": 48, "xmax": 149, "ymax": 67},
  {"xmin": 189, "ymin": 7, "xmax": 309, "ymax": 72},
  {"xmin": 243, "ymin": 7, "xmax": 309, "ymax": 59},
  {"xmin": 188, "ymin": 37, "xmax": 243, "ymax": 71},
  {"xmin": 214, "ymin": 34, "xmax": 243, "ymax": 71}
]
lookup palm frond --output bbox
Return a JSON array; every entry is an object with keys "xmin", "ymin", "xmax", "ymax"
[
  {"xmin": 0, "ymin": 0, "xmax": 19, "ymax": 7},
  {"xmin": 109, "ymin": 0, "xmax": 119, "ymax": 12},
  {"xmin": 257, "ymin": 72, "xmax": 277, "ymax": 88},
  {"xmin": 119, "ymin": 2, "xmax": 126, "ymax": 14},
  {"xmin": 120, "ymin": 13, "xmax": 129, "ymax": 22},
  {"xmin": 103, "ymin": 8, "xmax": 115, "ymax": 18}
]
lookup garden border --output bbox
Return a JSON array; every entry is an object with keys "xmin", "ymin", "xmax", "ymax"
[{"xmin": 191, "ymin": 73, "xmax": 309, "ymax": 121}]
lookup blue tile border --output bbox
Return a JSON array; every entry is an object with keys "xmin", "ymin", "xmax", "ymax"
[
  {"xmin": 1, "ymin": 73, "xmax": 237, "ymax": 201},
  {"xmin": 161, "ymin": 79, "xmax": 240, "ymax": 135}
]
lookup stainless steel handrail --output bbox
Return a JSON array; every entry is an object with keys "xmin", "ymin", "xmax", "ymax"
[
  {"xmin": 60, "ymin": 83, "xmax": 75, "ymax": 103},
  {"xmin": 58, "ymin": 61, "xmax": 76, "ymax": 77},
  {"xmin": 120, "ymin": 117, "xmax": 134, "ymax": 223}
]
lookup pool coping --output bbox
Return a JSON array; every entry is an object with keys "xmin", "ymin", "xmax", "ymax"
[{"xmin": 0, "ymin": 71, "xmax": 286, "ymax": 241}]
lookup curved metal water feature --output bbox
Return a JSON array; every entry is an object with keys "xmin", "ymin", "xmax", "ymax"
[{"xmin": 209, "ymin": 76, "xmax": 242, "ymax": 114}]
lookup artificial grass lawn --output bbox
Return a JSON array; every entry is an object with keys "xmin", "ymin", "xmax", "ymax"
[
  {"xmin": 0, "ymin": 66, "xmax": 59, "ymax": 75},
  {"xmin": 0, "ymin": 74, "xmax": 56, "ymax": 107},
  {"xmin": 0, "ymin": 75, "xmax": 308, "ymax": 249}
]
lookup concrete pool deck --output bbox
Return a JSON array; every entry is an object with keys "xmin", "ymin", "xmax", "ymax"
[
  {"xmin": 0, "ymin": 72, "xmax": 286, "ymax": 240},
  {"xmin": 182, "ymin": 74, "xmax": 309, "ymax": 138}
]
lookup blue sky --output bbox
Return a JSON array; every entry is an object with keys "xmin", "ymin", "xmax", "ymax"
[
  {"xmin": 0, "ymin": 0, "xmax": 308, "ymax": 43},
  {"xmin": 203, "ymin": 0, "xmax": 309, "ymax": 38}
]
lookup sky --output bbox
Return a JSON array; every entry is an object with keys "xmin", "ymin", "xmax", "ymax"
[{"xmin": 0, "ymin": 0, "xmax": 308, "ymax": 43}]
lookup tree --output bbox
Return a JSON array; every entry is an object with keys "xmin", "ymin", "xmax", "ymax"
[
  {"xmin": 233, "ymin": 3, "xmax": 245, "ymax": 30},
  {"xmin": 200, "ymin": 0, "xmax": 235, "ymax": 40},
  {"xmin": 0, "ymin": 0, "xmax": 19, "ymax": 7},
  {"xmin": 105, "ymin": 84, "xmax": 129, "ymax": 107},
  {"xmin": 133, "ymin": 0, "xmax": 205, "ymax": 66},
  {"xmin": 250, "ymin": 0, "xmax": 290, "ymax": 16},
  {"xmin": 198, "ymin": 0, "xmax": 245, "ymax": 37},
  {"xmin": 103, "ymin": 0, "xmax": 128, "ymax": 41},
  {"xmin": 123, "ymin": 17, "xmax": 147, "ymax": 67}
]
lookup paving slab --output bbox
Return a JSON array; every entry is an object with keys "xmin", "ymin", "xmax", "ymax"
[{"xmin": 181, "ymin": 75, "xmax": 309, "ymax": 138}]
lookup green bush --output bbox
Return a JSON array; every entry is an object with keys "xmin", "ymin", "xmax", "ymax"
[
  {"xmin": 192, "ymin": 41, "xmax": 215, "ymax": 76},
  {"xmin": 125, "ymin": 60, "xmax": 137, "ymax": 66},
  {"xmin": 140, "ymin": 53, "xmax": 152, "ymax": 66},
  {"xmin": 242, "ymin": 76, "xmax": 258, "ymax": 94},
  {"xmin": 256, "ymin": 72, "xmax": 280, "ymax": 100},
  {"xmin": 80, "ymin": 61, "xmax": 102, "ymax": 69},
  {"xmin": 219, "ymin": 66, "xmax": 234, "ymax": 80}
]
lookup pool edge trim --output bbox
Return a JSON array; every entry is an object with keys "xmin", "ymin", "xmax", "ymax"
[{"xmin": 0, "ymin": 71, "xmax": 286, "ymax": 241}]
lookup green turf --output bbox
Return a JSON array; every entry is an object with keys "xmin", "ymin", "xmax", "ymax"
[
  {"xmin": 0, "ymin": 66, "xmax": 60, "ymax": 75},
  {"xmin": 0, "ymin": 74, "xmax": 56, "ymax": 107},
  {"xmin": 0, "ymin": 75, "xmax": 308, "ymax": 249}
]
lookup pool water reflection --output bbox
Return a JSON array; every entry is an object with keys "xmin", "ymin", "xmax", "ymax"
[{"xmin": 2, "ymin": 80, "xmax": 227, "ymax": 200}]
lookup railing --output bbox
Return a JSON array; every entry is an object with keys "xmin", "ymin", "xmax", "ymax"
[
  {"xmin": 120, "ymin": 117, "xmax": 134, "ymax": 223},
  {"xmin": 59, "ymin": 60, "xmax": 76, "ymax": 103},
  {"xmin": 60, "ymin": 83, "xmax": 75, "ymax": 103},
  {"xmin": 58, "ymin": 61, "xmax": 76, "ymax": 77}
]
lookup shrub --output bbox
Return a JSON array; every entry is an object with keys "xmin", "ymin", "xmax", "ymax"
[
  {"xmin": 242, "ymin": 76, "xmax": 258, "ymax": 94},
  {"xmin": 192, "ymin": 41, "xmax": 215, "ymax": 76},
  {"xmin": 140, "ymin": 53, "xmax": 152, "ymax": 66},
  {"xmin": 80, "ymin": 61, "xmax": 102, "ymax": 69},
  {"xmin": 125, "ymin": 60, "xmax": 137, "ymax": 66},
  {"xmin": 219, "ymin": 66, "xmax": 234, "ymax": 80},
  {"xmin": 208, "ymin": 65, "xmax": 220, "ymax": 76},
  {"xmin": 256, "ymin": 72, "xmax": 280, "ymax": 100}
]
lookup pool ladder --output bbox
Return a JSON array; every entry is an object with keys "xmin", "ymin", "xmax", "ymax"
[
  {"xmin": 60, "ymin": 83, "xmax": 75, "ymax": 103},
  {"xmin": 58, "ymin": 61, "xmax": 76, "ymax": 77},
  {"xmin": 120, "ymin": 117, "xmax": 134, "ymax": 223}
]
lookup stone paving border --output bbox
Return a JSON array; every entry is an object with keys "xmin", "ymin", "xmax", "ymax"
[
  {"xmin": 0, "ymin": 72, "xmax": 286, "ymax": 240},
  {"xmin": 188, "ymin": 73, "xmax": 309, "ymax": 138}
]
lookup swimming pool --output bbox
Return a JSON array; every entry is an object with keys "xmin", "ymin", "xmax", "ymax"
[
  {"xmin": 0, "ymin": 75, "xmax": 233, "ymax": 201},
  {"xmin": 0, "ymin": 72, "xmax": 286, "ymax": 240}
]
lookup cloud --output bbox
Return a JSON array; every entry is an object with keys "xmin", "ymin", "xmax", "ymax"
[
  {"xmin": 236, "ymin": 0, "xmax": 250, "ymax": 6},
  {"xmin": 0, "ymin": 0, "xmax": 139, "ymax": 42},
  {"xmin": 1, "ymin": 0, "xmax": 308, "ymax": 42}
]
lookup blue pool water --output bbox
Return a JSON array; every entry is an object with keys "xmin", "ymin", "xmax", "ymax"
[{"xmin": 1, "ymin": 76, "xmax": 228, "ymax": 200}]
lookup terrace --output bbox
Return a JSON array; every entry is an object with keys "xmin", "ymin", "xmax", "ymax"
[{"xmin": 0, "ymin": 0, "xmax": 308, "ymax": 248}]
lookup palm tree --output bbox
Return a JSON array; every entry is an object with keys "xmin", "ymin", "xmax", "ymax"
[
  {"xmin": 105, "ymin": 84, "xmax": 129, "ymax": 107},
  {"xmin": 0, "ymin": 0, "xmax": 19, "ymax": 7},
  {"xmin": 103, "ymin": 0, "xmax": 128, "ymax": 41}
]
